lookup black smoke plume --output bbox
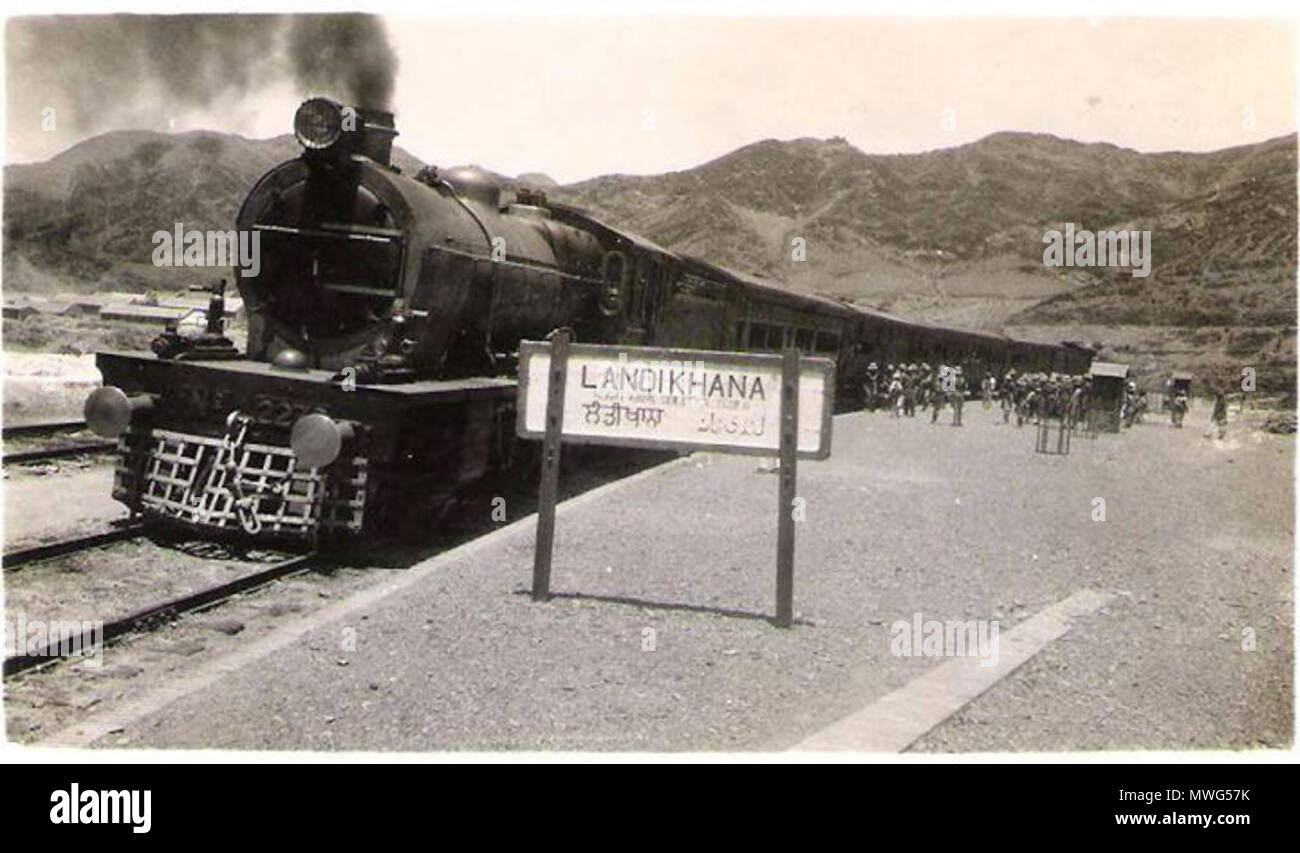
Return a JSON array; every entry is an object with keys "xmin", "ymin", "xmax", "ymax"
[
  {"xmin": 287, "ymin": 14, "xmax": 397, "ymax": 110},
  {"xmin": 6, "ymin": 13, "xmax": 399, "ymax": 136}
]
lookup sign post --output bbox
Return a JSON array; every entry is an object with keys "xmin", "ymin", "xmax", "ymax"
[
  {"xmin": 775, "ymin": 348, "xmax": 799, "ymax": 628},
  {"xmin": 518, "ymin": 338, "xmax": 833, "ymax": 626},
  {"xmin": 531, "ymin": 328, "xmax": 570, "ymax": 601}
]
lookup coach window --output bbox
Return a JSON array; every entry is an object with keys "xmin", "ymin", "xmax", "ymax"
[
  {"xmin": 771, "ymin": 325, "xmax": 788, "ymax": 350},
  {"xmin": 766, "ymin": 324, "xmax": 784, "ymax": 350},
  {"xmin": 600, "ymin": 251, "xmax": 627, "ymax": 317},
  {"xmin": 815, "ymin": 332, "xmax": 840, "ymax": 354},
  {"xmin": 635, "ymin": 258, "xmax": 667, "ymax": 327},
  {"xmin": 630, "ymin": 257, "xmax": 649, "ymax": 323},
  {"xmin": 795, "ymin": 328, "xmax": 814, "ymax": 353}
]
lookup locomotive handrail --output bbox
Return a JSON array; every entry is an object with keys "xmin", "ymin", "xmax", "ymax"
[{"xmin": 253, "ymin": 222, "xmax": 396, "ymax": 244}]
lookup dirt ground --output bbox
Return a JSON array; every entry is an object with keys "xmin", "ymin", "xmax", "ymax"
[{"xmin": 5, "ymin": 398, "xmax": 1290, "ymax": 752}]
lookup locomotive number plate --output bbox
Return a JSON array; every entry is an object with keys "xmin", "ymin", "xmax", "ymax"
[{"xmin": 176, "ymin": 385, "xmax": 320, "ymax": 427}]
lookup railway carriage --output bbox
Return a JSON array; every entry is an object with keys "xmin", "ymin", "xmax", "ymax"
[{"xmin": 84, "ymin": 97, "xmax": 1093, "ymax": 546}]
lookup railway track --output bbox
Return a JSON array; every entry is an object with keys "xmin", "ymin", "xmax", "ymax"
[
  {"xmin": 2, "ymin": 440, "xmax": 118, "ymax": 465},
  {"xmin": 2, "ymin": 419, "xmax": 116, "ymax": 466},
  {"xmin": 3, "ymin": 551, "xmax": 320, "ymax": 677},
  {"xmin": 2, "ymin": 523, "xmax": 149, "ymax": 572},
  {"xmin": 2, "ymin": 420, "xmax": 89, "ymax": 440}
]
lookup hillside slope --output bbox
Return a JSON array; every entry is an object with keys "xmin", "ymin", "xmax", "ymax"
[
  {"xmin": 3, "ymin": 127, "xmax": 1295, "ymax": 396},
  {"xmin": 553, "ymin": 132, "xmax": 1296, "ymax": 330}
]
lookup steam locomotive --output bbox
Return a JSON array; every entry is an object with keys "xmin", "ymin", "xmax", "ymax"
[{"xmin": 83, "ymin": 98, "xmax": 1093, "ymax": 545}]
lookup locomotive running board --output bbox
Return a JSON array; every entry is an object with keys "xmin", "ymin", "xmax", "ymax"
[{"xmin": 96, "ymin": 352, "xmax": 517, "ymax": 411}]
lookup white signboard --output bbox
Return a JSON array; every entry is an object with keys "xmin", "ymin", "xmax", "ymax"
[{"xmin": 517, "ymin": 341, "xmax": 834, "ymax": 459}]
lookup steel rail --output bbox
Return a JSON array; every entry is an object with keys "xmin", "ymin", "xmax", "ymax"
[{"xmin": 4, "ymin": 552, "xmax": 320, "ymax": 676}]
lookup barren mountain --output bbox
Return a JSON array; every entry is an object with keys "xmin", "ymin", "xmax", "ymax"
[
  {"xmin": 552, "ymin": 132, "xmax": 1296, "ymax": 330},
  {"xmin": 3, "ymin": 126, "xmax": 1295, "ymax": 393}
]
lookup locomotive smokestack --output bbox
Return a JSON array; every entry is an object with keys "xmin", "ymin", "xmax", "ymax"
[{"xmin": 356, "ymin": 106, "xmax": 397, "ymax": 167}]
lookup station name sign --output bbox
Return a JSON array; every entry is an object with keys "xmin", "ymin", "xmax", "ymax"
[{"xmin": 517, "ymin": 341, "xmax": 834, "ymax": 459}]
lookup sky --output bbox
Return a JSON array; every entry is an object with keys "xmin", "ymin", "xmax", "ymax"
[{"xmin": 4, "ymin": 10, "xmax": 1296, "ymax": 183}]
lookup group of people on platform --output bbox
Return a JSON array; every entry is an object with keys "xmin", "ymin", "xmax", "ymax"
[
  {"xmin": 859, "ymin": 361, "xmax": 1231, "ymax": 439},
  {"xmin": 860, "ymin": 361, "xmax": 970, "ymax": 422},
  {"xmin": 999, "ymin": 371, "xmax": 1092, "ymax": 428},
  {"xmin": 860, "ymin": 362, "xmax": 1091, "ymax": 429}
]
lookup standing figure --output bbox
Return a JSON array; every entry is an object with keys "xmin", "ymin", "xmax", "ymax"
[
  {"xmin": 1122, "ymin": 382, "xmax": 1138, "ymax": 428},
  {"xmin": 903, "ymin": 364, "xmax": 918, "ymax": 417},
  {"xmin": 1066, "ymin": 379, "xmax": 1085, "ymax": 431},
  {"xmin": 888, "ymin": 372, "xmax": 905, "ymax": 418},
  {"xmin": 930, "ymin": 366, "xmax": 948, "ymax": 424},
  {"xmin": 1001, "ymin": 370, "xmax": 1017, "ymax": 424},
  {"xmin": 1211, "ymin": 390, "xmax": 1228, "ymax": 439},
  {"xmin": 919, "ymin": 363, "xmax": 934, "ymax": 412},
  {"xmin": 951, "ymin": 366, "xmax": 967, "ymax": 425},
  {"xmin": 1018, "ymin": 382, "xmax": 1039, "ymax": 427},
  {"xmin": 1170, "ymin": 388, "xmax": 1188, "ymax": 428},
  {"xmin": 863, "ymin": 362, "xmax": 880, "ymax": 412}
]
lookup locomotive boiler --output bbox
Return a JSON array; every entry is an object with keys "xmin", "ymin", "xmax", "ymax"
[{"xmin": 84, "ymin": 97, "xmax": 1093, "ymax": 546}]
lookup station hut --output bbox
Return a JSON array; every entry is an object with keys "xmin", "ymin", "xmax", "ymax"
[
  {"xmin": 1088, "ymin": 361, "xmax": 1130, "ymax": 433},
  {"xmin": 2, "ymin": 301, "xmax": 40, "ymax": 320}
]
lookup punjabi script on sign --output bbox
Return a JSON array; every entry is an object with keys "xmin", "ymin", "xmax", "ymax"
[{"xmin": 582, "ymin": 401, "xmax": 665, "ymax": 428}]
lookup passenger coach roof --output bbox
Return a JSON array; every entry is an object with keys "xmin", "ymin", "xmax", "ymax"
[
  {"xmin": 546, "ymin": 201, "xmax": 681, "ymax": 258},
  {"xmin": 1090, "ymin": 361, "xmax": 1131, "ymax": 378},
  {"xmin": 547, "ymin": 201, "xmax": 1084, "ymax": 355},
  {"xmin": 680, "ymin": 256, "xmax": 858, "ymax": 318}
]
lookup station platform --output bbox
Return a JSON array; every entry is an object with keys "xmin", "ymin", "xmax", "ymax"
[{"xmin": 39, "ymin": 405, "xmax": 1293, "ymax": 753}]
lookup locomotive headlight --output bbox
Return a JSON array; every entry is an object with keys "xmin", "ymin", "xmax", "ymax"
[
  {"xmin": 294, "ymin": 98, "xmax": 344, "ymax": 151},
  {"xmin": 84, "ymin": 386, "xmax": 154, "ymax": 438},
  {"xmin": 290, "ymin": 413, "xmax": 356, "ymax": 468}
]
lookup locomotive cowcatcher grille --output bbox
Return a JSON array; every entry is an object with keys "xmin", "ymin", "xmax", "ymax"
[
  {"xmin": 95, "ymin": 352, "xmax": 518, "ymax": 544},
  {"xmin": 114, "ymin": 427, "xmax": 367, "ymax": 539}
]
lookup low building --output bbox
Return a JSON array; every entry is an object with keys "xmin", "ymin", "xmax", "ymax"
[
  {"xmin": 100, "ymin": 304, "xmax": 191, "ymax": 324},
  {"xmin": 1088, "ymin": 361, "xmax": 1130, "ymax": 433}
]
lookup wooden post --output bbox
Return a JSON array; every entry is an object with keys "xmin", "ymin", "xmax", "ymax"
[
  {"xmin": 775, "ymin": 347, "xmax": 799, "ymax": 628},
  {"xmin": 532, "ymin": 329, "xmax": 571, "ymax": 601}
]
